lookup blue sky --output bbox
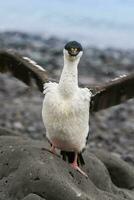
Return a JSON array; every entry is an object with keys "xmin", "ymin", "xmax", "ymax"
[{"xmin": 0, "ymin": 0, "xmax": 134, "ymax": 49}]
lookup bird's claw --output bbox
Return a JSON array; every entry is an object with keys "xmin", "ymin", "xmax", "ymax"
[{"xmin": 71, "ymin": 163, "xmax": 88, "ymax": 177}]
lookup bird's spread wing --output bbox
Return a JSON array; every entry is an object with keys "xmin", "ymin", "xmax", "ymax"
[
  {"xmin": 1, "ymin": 50, "xmax": 134, "ymax": 112},
  {"xmin": 0, "ymin": 50, "xmax": 49, "ymax": 92},
  {"xmin": 90, "ymin": 73, "xmax": 134, "ymax": 112}
]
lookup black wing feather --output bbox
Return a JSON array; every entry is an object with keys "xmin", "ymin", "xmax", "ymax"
[
  {"xmin": 0, "ymin": 51, "xmax": 48, "ymax": 92},
  {"xmin": 90, "ymin": 73, "xmax": 134, "ymax": 112}
]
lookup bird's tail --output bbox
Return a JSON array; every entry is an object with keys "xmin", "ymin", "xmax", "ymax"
[{"xmin": 60, "ymin": 151, "xmax": 85, "ymax": 166}]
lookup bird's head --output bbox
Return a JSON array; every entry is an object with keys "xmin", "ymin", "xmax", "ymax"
[{"xmin": 63, "ymin": 41, "xmax": 83, "ymax": 62}]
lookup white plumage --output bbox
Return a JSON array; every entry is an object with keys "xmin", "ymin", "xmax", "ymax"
[
  {"xmin": 42, "ymin": 47, "xmax": 92, "ymax": 154},
  {"xmin": 42, "ymin": 82, "xmax": 91, "ymax": 152}
]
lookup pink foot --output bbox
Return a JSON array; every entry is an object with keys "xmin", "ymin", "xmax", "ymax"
[
  {"xmin": 71, "ymin": 162, "xmax": 88, "ymax": 177},
  {"xmin": 50, "ymin": 144, "xmax": 56, "ymax": 154},
  {"xmin": 71, "ymin": 154, "xmax": 88, "ymax": 177}
]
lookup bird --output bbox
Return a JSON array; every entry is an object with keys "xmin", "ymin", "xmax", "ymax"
[
  {"xmin": 0, "ymin": 41, "xmax": 134, "ymax": 176},
  {"xmin": 42, "ymin": 41, "xmax": 91, "ymax": 176}
]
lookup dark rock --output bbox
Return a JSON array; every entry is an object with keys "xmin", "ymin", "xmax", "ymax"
[
  {"xmin": 22, "ymin": 193, "xmax": 45, "ymax": 200},
  {"xmin": 0, "ymin": 128, "xmax": 133, "ymax": 200},
  {"xmin": 93, "ymin": 150, "xmax": 134, "ymax": 189}
]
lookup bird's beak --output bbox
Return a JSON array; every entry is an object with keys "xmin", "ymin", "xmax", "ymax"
[{"xmin": 68, "ymin": 48, "xmax": 79, "ymax": 56}]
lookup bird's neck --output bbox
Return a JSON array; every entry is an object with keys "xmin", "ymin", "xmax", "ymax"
[{"xmin": 58, "ymin": 57, "xmax": 80, "ymax": 98}]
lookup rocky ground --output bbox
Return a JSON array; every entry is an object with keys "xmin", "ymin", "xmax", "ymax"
[{"xmin": 0, "ymin": 128, "xmax": 134, "ymax": 200}]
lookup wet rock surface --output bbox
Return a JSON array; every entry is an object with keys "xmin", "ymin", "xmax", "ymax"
[{"xmin": 0, "ymin": 128, "xmax": 134, "ymax": 200}]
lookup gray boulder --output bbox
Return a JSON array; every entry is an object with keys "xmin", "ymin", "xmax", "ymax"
[{"xmin": 0, "ymin": 128, "xmax": 133, "ymax": 200}]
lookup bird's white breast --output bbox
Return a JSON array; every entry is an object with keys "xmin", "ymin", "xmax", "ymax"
[{"xmin": 42, "ymin": 82, "xmax": 92, "ymax": 152}]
